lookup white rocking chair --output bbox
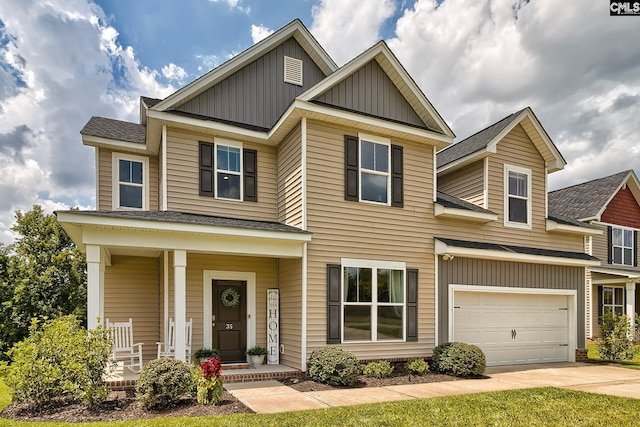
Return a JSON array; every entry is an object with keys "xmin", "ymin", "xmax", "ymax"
[
  {"xmin": 157, "ymin": 318, "xmax": 193, "ymax": 361},
  {"xmin": 106, "ymin": 318, "xmax": 144, "ymax": 373}
]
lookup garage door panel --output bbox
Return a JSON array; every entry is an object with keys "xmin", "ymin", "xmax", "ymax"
[{"xmin": 453, "ymin": 290, "xmax": 570, "ymax": 366}]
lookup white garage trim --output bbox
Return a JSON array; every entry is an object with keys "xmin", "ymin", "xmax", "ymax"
[{"xmin": 448, "ymin": 284, "xmax": 577, "ymax": 363}]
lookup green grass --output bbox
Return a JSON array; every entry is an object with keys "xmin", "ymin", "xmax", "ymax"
[
  {"xmin": 1, "ymin": 381, "xmax": 640, "ymax": 426},
  {"xmin": 587, "ymin": 341, "xmax": 640, "ymax": 370}
]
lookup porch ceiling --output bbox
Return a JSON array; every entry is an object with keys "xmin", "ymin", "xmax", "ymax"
[{"xmin": 56, "ymin": 210, "xmax": 311, "ymax": 259}]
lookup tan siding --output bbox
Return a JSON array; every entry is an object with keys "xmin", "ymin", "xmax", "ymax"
[
  {"xmin": 277, "ymin": 125, "xmax": 303, "ymax": 227},
  {"xmin": 591, "ymin": 223, "xmax": 609, "ymax": 262},
  {"xmin": 97, "ymin": 148, "xmax": 159, "ymax": 210},
  {"xmin": 437, "ymin": 124, "xmax": 584, "ymax": 253},
  {"xmin": 279, "ymin": 258, "xmax": 302, "ymax": 369},
  {"xmin": 305, "ymin": 121, "xmax": 436, "ymax": 360},
  {"xmin": 165, "ymin": 129, "xmax": 277, "ymax": 221},
  {"xmin": 104, "ymin": 256, "xmax": 160, "ymax": 362},
  {"xmin": 438, "ymin": 160, "xmax": 484, "ymax": 207},
  {"xmin": 166, "ymin": 253, "xmax": 277, "ymax": 360},
  {"xmin": 520, "ymin": 116, "xmax": 554, "ymax": 161}
]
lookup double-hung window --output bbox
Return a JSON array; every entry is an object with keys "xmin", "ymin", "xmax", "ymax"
[
  {"xmin": 112, "ymin": 153, "xmax": 148, "ymax": 210},
  {"xmin": 360, "ymin": 137, "xmax": 390, "ymax": 204},
  {"xmin": 216, "ymin": 145, "xmax": 241, "ymax": 200},
  {"xmin": 199, "ymin": 139, "xmax": 257, "ymax": 202},
  {"xmin": 342, "ymin": 260, "xmax": 405, "ymax": 342},
  {"xmin": 601, "ymin": 286, "xmax": 624, "ymax": 316},
  {"xmin": 611, "ymin": 226, "xmax": 634, "ymax": 266},
  {"xmin": 504, "ymin": 164, "xmax": 531, "ymax": 228}
]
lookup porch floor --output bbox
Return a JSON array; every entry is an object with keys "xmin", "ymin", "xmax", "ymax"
[{"xmin": 107, "ymin": 361, "xmax": 303, "ymax": 389}]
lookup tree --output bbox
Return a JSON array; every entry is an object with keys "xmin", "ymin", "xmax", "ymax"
[{"xmin": 0, "ymin": 205, "xmax": 86, "ymax": 356}]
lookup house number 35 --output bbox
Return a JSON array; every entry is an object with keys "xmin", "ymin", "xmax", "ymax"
[{"xmin": 225, "ymin": 323, "xmax": 233, "ymax": 330}]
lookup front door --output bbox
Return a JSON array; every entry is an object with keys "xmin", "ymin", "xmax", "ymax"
[{"xmin": 212, "ymin": 280, "xmax": 247, "ymax": 362}]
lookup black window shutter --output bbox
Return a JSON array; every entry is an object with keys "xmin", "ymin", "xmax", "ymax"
[
  {"xmin": 327, "ymin": 264, "xmax": 342, "ymax": 344},
  {"xmin": 243, "ymin": 148, "xmax": 257, "ymax": 202},
  {"xmin": 597, "ymin": 286, "xmax": 603, "ymax": 323},
  {"xmin": 607, "ymin": 226, "xmax": 613, "ymax": 264},
  {"xmin": 344, "ymin": 136, "xmax": 359, "ymax": 201},
  {"xmin": 199, "ymin": 142, "xmax": 214, "ymax": 197},
  {"xmin": 391, "ymin": 144, "xmax": 404, "ymax": 207},
  {"xmin": 406, "ymin": 268, "xmax": 418, "ymax": 342},
  {"xmin": 634, "ymin": 231, "xmax": 638, "ymax": 267}
]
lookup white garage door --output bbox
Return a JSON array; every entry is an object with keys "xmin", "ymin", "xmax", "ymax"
[{"xmin": 453, "ymin": 291, "xmax": 570, "ymax": 366}]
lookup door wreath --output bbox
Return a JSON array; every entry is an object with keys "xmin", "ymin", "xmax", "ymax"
[{"xmin": 221, "ymin": 287, "xmax": 240, "ymax": 308}]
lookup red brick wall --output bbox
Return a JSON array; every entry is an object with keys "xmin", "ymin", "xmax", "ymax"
[{"xmin": 601, "ymin": 186, "xmax": 640, "ymax": 228}]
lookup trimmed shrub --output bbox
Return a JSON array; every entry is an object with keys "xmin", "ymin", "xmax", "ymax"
[
  {"xmin": 136, "ymin": 358, "xmax": 193, "ymax": 409},
  {"xmin": 362, "ymin": 361, "xmax": 394, "ymax": 378},
  {"xmin": 406, "ymin": 358, "xmax": 429, "ymax": 375},
  {"xmin": 432, "ymin": 342, "xmax": 486, "ymax": 377},
  {"xmin": 4, "ymin": 315, "xmax": 114, "ymax": 406},
  {"xmin": 597, "ymin": 312, "xmax": 640, "ymax": 362},
  {"xmin": 308, "ymin": 347, "xmax": 360, "ymax": 386}
]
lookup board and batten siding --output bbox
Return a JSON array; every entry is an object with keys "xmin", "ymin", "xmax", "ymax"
[
  {"xmin": 305, "ymin": 120, "xmax": 438, "ymax": 360},
  {"xmin": 438, "ymin": 257, "xmax": 586, "ymax": 348},
  {"xmin": 176, "ymin": 38, "xmax": 326, "ymax": 130},
  {"xmin": 165, "ymin": 129, "xmax": 277, "ymax": 222},
  {"xmin": 278, "ymin": 258, "xmax": 303, "ymax": 369},
  {"xmin": 438, "ymin": 159, "xmax": 485, "ymax": 207},
  {"xmin": 277, "ymin": 124, "xmax": 303, "ymax": 228},
  {"xmin": 314, "ymin": 60, "xmax": 425, "ymax": 128},
  {"xmin": 104, "ymin": 256, "xmax": 160, "ymax": 362},
  {"xmin": 165, "ymin": 253, "xmax": 277, "ymax": 357},
  {"xmin": 97, "ymin": 148, "xmax": 159, "ymax": 211},
  {"xmin": 436, "ymin": 124, "xmax": 584, "ymax": 253}
]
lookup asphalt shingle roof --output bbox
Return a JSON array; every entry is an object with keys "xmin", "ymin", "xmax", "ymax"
[
  {"xmin": 436, "ymin": 109, "xmax": 525, "ymax": 168},
  {"xmin": 435, "ymin": 191, "xmax": 496, "ymax": 214},
  {"xmin": 548, "ymin": 170, "xmax": 631, "ymax": 220},
  {"xmin": 80, "ymin": 117, "xmax": 146, "ymax": 144},
  {"xmin": 141, "ymin": 96, "xmax": 162, "ymax": 108},
  {"xmin": 436, "ymin": 237, "xmax": 599, "ymax": 261},
  {"xmin": 57, "ymin": 210, "xmax": 310, "ymax": 234}
]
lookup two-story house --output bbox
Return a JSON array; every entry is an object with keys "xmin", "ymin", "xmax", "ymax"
[
  {"xmin": 549, "ymin": 170, "xmax": 640, "ymax": 339},
  {"xmin": 57, "ymin": 19, "xmax": 597, "ymax": 374}
]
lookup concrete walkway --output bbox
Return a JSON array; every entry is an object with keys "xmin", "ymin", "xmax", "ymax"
[{"xmin": 224, "ymin": 363, "xmax": 640, "ymax": 414}]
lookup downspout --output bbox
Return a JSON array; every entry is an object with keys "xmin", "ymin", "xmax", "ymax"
[
  {"xmin": 301, "ymin": 117, "xmax": 308, "ymax": 370},
  {"xmin": 164, "ymin": 250, "xmax": 169, "ymax": 343},
  {"xmin": 162, "ymin": 125, "xmax": 168, "ymax": 210}
]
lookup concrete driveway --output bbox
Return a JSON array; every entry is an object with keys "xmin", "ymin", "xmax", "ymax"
[{"xmin": 225, "ymin": 363, "xmax": 640, "ymax": 414}]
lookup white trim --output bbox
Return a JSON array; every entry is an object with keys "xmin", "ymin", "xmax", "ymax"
[
  {"xmin": 503, "ymin": 164, "xmax": 532, "ymax": 229},
  {"xmin": 301, "ymin": 118, "xmax": 308, "ymax": 230},
  {"xmin": 437, "ymin": 147, "xmax": 495, "ymax": 175},
  {"xmin": 163, "ymin": 251, "xmax": 169, "ymax": 343},
  {"xmin": 590, "ymin": 266, "xmax": 640, "ymax": 279},
  {"xmin": 213, "ymin": 138, "xmax": 243, "ymax": 202},
  {"xmin": 341, "ymin": 258, "xmax": 406, "ymax": 269},
  {"xmin": 358, "ymin": 133, "xmax": 391, "ymax": 206},
  {"xmin": 434, "ymin": 203, "xmax": 498, "ymax": 223},
  {"xmin": 434, "ymin": 239, "xmax": 600, "ymax": 267},
  {"xmin": 111, "ymin": 152, "xmax": 149, "ymax": 210},
  {"xmin": 83, "ymin": 135, "xmax": 148, "ymax": 153},
  {"xmin": 610, "ymin": 225, "xmax": 636, "ymax": 267},
  {"xmin": 301, "ymin": 242, "xmax": 308, "ymax": 371},
  {"xmin": 161, "ymin": 125, "xmax": 167, "ymax": 210},
  {"xmin": 483, "ymin": 157, "xmax": 489, "ymax": 208},
  {"xmin": 86, "ymin": 244, "xmax": 103, "ymax": 330},
  {"xmin": 173, "ymin": 250, "xmax": 187, "ymax": 361},
  {"xmin": 432, "ymin": 146, "xmax": 437, "ymax": 202},
  {"xmin": 94, "ymin": 149, "xmax": 100, "ymax": 208},
  {"xmin": 202, "ymin": 270, "xmax": 257, "ymax": 351},
  {"xmin": 546, "ymin": 219, "xmax": 603, "ymax": 236},
  {"xmin": 448, "ymin": 284, "xmax": 577, "ymax": 363},
  {"xmin": 434, "ymin": 253, "xmax": 439, "ymax": 346}
]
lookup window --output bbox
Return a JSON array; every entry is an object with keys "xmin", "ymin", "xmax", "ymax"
[
  {"xmin": 612, "ymin": 227, "xmax": 634, "ymax": 266},
  {"xmin": 112, "ymin": 153, "xmax": 148, "ymax": 210},
  {"xmin": 601, "ymin": 286, "xmax": 624, "ymax": 316},
  {"xmin": 345, "ymin": 134, "xmax": 403, "ymax": 207},
  {"xmin": 199, "ymin": 140, "xmax": 257, "ymax": 202},
  {"xmin": 504, "ymin": 164, "xmax": 531, "ymax": 228},
  {"xmin": 342, "ymin": 261, "xmax": 405, "ymax": 342}
]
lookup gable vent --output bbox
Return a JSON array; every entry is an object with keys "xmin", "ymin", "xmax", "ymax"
[{"xmin": 284, "ymin": 56, "xmax": 303, "ymax": 86}]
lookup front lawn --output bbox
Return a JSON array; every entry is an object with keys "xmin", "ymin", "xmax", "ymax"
[
  {"xmin": 1, "ymin": 381, "xmax": 640, "ymax": 426},
  {"xmin": 587, "ymin": 341, "xmax": 640, "ymax": 370}
]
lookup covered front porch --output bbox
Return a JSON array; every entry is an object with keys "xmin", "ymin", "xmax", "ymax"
[
  {"xmin": 590, "ymin": 266, "xmax": 639, "ymax": 338},
  {"xmin": 56, "ymin": 210, "xmax": 311, "ymax": 373}
]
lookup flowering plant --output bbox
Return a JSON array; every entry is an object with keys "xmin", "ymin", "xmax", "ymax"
[{"xmin": 196, "ymin": 357, "xmax": 223, "ymax": 405}]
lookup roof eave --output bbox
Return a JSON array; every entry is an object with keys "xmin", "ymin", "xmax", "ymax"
[
  {"xmin": 546, "ymin": 219, "xmax": 603, "ymax": 236},
  {"xmin": 81, "ymin": 134, "xmax": 151, "ymax": 155},
  {"xmin": 434, "ymin": 203, "xmax": 497, "ymax": 223}
]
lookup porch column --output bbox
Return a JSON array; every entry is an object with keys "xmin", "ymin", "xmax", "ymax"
[
  {"xmin": 174, "ymin": 250, "xmax": 187, "ymax": 362},
  {"xmin": 86, "ymin": 245, "xmax": 104, "ymax": 330},
  {"xmin": 627, "ymin": 282, "xmax": 636, "ymax": 332}
]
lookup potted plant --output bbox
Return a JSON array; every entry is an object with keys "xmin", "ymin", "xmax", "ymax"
[
  {"xmin": 194, "ymin": 348, "xmax": 220, "ymax": 364},
  {"xmin": 245, "ymin": 345, "xmax": 268, "ymax": 367}
]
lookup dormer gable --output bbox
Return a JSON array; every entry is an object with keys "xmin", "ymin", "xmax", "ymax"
[{"xmin": 600, "ymin": 173, "xmax": 640, "ymax": 229}]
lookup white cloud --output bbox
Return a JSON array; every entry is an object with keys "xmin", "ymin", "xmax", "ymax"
[
  {"xmin": 208, "ymin": 0, "xmax": 250, "ymax": 14},
  {"xmin": 251, "ymin": 24, "xmax": 274, "ymax": 44},
  {"xmin": 311, "ymin": 0, "xmax": 395, "ymax": 65},
  {"xmin": 161, "ymin": 63, "xmax": 188, "ymax": 84}
]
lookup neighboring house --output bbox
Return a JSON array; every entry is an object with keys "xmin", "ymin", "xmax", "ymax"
[
  {"xmin": 56, "ymin": 19, "xmax": 597, "ymax": 371},
  {"xmin": 549, "ymin": 170, "xmax": 640, "ymax": 339}
]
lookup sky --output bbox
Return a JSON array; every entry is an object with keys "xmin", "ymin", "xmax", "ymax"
[{"xmin": 0, "ymin": 0, "xmax": 639, "ymax": 244}]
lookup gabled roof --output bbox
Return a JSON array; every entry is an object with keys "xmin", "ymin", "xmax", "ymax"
[
  {"xmin": 436, "ymin": 107, "xmax": 566, "ymax": 173},
  {"xmin": 141, "ymin": 96, "xmax": 162, "ymax": 108},
  {"xmin": 436, "ymin": 191, "xmax": 494, "ymax": 214},
  {"xmin": 299, "ymin": 41, "xmax": 454, "ymax": 138},
  {"xmin": 80, "ymin": 117, "xmax": 146, "ymax": 144},
  {"xmin": 151, "ymin": 19, "xmax": 337, "ymax": 112},
  {"xmin": 548, "ymin": 170, "xmax": 640, "ymax": 221}
]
